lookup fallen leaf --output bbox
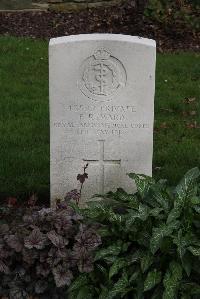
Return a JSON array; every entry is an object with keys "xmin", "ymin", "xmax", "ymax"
[
  {"xmin": 186, "ymin": 121, "xmax": 200, "ymax": 129},
  {"xmin": 27, "ymin": 194, "xmax": 38, "ymax": 207},
  {"xmin": 182, "ymin": 110, "xmax": 197, "ymax": 117},
  {"xmin": 6, "ymin": 197, "xmax": 17, "ymax": 207},
  {"xmin": 189, "ymin": 110, "xmax": 197, "ymax": 116},
  {"xmin": 153, "ymin": 128, "xmax": 159, "ymax": 132},
  {"xmin": 182, "ymin": 111, "xmax": 188, "ymax": 116},
  {"xmin": 160, "ymin": 108, "xmax": 173, "ymax": 113},
  {"xmin": 154, "ymin": 166, "xmax": 162, "ymax": 170},
  {"xmin": 160, "ymin": 122, "xmax": 168, "ymax": 129},
  {"xmin": 184, "ymin": 97, "xmax": 196, "ymax": 104}
]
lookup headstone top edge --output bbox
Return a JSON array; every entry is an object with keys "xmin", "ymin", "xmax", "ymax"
[{"xmin": 49, "ymin": 34, "xmax": 156, "ymax": 48}]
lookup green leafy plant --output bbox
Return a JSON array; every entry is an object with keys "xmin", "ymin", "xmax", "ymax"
[
  {"xmin": 144, "ymin": 0, "xmax": 200, "ymax": 31},
  {"xmin": 68, "ymin": 167, "xmax": 200, "ymax": 298}
]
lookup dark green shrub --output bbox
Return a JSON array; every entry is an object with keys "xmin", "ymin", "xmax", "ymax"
[
  {"xmin": 68, "ymin": 168, "xmax": 200, "ymax": 298},
  {"xmin": 0, "ymin": 203, "xmax": 101, "ymax": 298},
  {"xmin": 144, "ymin": 0, "xmax": 200, "ymax": 31}
]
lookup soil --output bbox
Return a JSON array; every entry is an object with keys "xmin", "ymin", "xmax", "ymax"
[{"xmin": 0, "ymin": 1, "xmax": 199, "ymax": 52}]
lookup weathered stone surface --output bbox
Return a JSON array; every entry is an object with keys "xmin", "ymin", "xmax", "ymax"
[
  {"xmin": 87, "ymin": 0, "xmax": 121, "ymax": 7},
  {"xmin": 0, "ymin": 0, "xmax": 128, "ymax": 11},
  {"xmin": 0, "ymin": 0, "xmax": 31, "ymax": 10},
  {"xmin": 48, "ymin": 0, "xmax": 63, "ymax": 3},
  {"xmin": 49, "ymin": 34, "xmax": 156, "ymax": 205},
  {"xmin": 0, "ymin": 0, "xmax": 48, "ymax": 10},
  {"xmin": 49, "ymin": 2, "xmax": 87, "ymax": 11},
  {"xmin": 48, "ymin": 0, "xmax": 123, "ymax": 11}
]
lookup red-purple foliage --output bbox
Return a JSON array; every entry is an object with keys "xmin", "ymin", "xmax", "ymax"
[{"xmin": 0, "ymin": 203, "xmax": 101, "ymax": 298}]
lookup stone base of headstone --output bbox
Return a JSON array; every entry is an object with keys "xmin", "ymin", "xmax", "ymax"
[
  {"xmin": 48, "ymin": 0, "xmax": 124, "ymax": 12},
  {"xmin": 48, "ymin": 0, "xmax": 63, "ymax": 3},
  {"xmin": 0, "ymin": 0, "xmax": 126, "ymax": 12}
]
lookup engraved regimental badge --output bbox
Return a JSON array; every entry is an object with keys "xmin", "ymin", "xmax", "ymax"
[{"xmin": 79, "ymin": 48, "xmax": 127, "ymax": 101}]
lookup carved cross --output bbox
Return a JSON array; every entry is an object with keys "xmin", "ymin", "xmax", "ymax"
[{"xmin": 83, "ymin": 140, "xmax": 121, "ymax": 193}]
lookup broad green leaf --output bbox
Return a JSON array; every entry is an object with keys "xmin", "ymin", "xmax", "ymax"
[
  {"xmin": 69, "ymin": 202, "xmax": 82, "ymax": 214},
  {"xmin": 77, "ymin": 286, "xmax": 93, "ymax": 299},
  {"xmin": 144, "ymin": 270, "xmax": 162, "ymax": 292},
  {"xmin": 86, "ymin": 200, "xmax": 107, "ymax": 208},
  {"xmin": 188, "ymin": 246, "xmax": 200, "ymax": 256},
  {"xmin": 103, "ymin": 189, "xmax": 139, "ymax": 210},
  {"xmin": 110, "ymin": 253, "xmax": 140, "ymax": 281},
  {"xmin": 115, "ymin": 188, "xmax": 138, "ymax": 203},
  {"xmin": 191, "ymin": 196, "xmax": 200, "ymax": 205},
  {"xmin": 153, "ymin": 191, "xmax": 169, "ymax": 211},
  {"xmin": 140, "ymin": 251, "xmax": 154, "ymax": 273},
  {"xmin": 99, "ymin": 288, "xmax": 109, "ymax": 299},
  {"xmin": 83, "ymin": 204, "xmax": 106, "ymax": 219},
  {"xmin": 135, "ymin": 271, "xmax": 144, "ymax": 299},
  {"xmin": 181, "ymin": 295, "xmax": 191, "ymax": 299},
  {"xmin": 157, "ymin": 179, "xmax": 168, "ymax": 185},
  {"xmin": 121, "ymin": 287, "xmax": 135, "ymax": 298},
  {"xmin": 107, "ymin": 209, "xmax": 123, "ymax": 223},
  {"xmin": 181, "ymin": 254, "xmax": 192, "ymax": 276},
  {"xmin": 128, "ymin": 250, "xmax": 142, "ymax": 265},
  {"xmin": 107, "ymin": 274, "xmax": 129, "ymax": 299},
  {"xmin": 68, "ymin": 274, "xmax": 89, "ymax": 293},
  {"xmin": 150, "ymin": 221, "xmax": 180, "ymax": 254},
  {"xmin": 173, "ymin": 230, "xmax": 189, "ymax": 258},
  {"xmin": 191, "ymin": 284, "xmax": 200, "ymax": 295},
  {"xmin": 193, "ymin": 206, "xmax": 200, "ymax": 213},
  {"xmin": 85, "ymin": 201, "xmax": 113, "ymax": 218},
  {"xmin": 181, "ymin": 282, "xmax": 200, "ymax": 295},
  {"xmin": 129, "ymin": 270, "xmax": 140, "ymax": 283},
  {"xmin": 126, "ymin": 204, "xmax": 149, "ymax": 228},
  {"xmin": 167, "ymin": 200, "xmax": 183, "ymax": 224},
  {"xmin": 126, "ymin": 199, "xmax": 140, "ymax": 209},
  {"xmin": 125, "ymin": 210, "xmax": 138, "ymax": 227},
  {"xmin": 150, "ymin": 207, "xmax": 164, "ymax": 217},
  {"xmin": 138, "ymin": 204, "xmax": 149, "ymax": 221},
  {"xmin": 137, "ymin": 230, "xmax": 151, "ymax": 247},
  {"xmin": 97, "ymin": 227, "xmax": 112, "ymax": 237},
  {"xmin": 163, "ymin": 261, "xmax": 182, "ymax": 299},
  {"xmin": 193, "ymin": 260, "xmax": 200, "ymax": 274},
  {"xmin": 160, "ymin": 237, "xmax": 174, "ymax": 254},
  {"xmin": 86, "ymin": 199, "xmax": 110, "ymax": 212},
  {"xmin": 128, "ymin": 173, "xmax": 154, "ymax": 198},
  {"xmin": 109, "ymin": 258, "xmax": 127, "ymax": 279},
  {"xmin": 94, "ymin": 243, "xmax": 121, "ymax": 261},
  {"xmin": 151, "ymin": 286, "xmax": 163, "ymax": 299},
  {"xmin": 68, "ymin": 291, "xmax": 79, "ymax": 299},
  {"xmin": 96, "ymin": 264, "xmax": 108, "ymax": 280},
  {"xmin": 103, "ymin": 256, "xmax": 118, "ymax": 263},
  {"xmin": 175, "ymin": 167, "xmax": 200, "ymax": 201},
  {"xmin": 122, "ymin": 242, "xmax": 131, "ymax": 252}
]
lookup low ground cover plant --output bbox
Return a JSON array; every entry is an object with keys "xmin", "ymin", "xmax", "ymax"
[
  {"xmin": 68, "ymin": 167, "xmax": 200, "ymax": 298},
  {"xmin": 0, "ymin": 167, "xmax": 200, "ymax": 298},
  {"xmin": 0, "ymin": 203, "xmax": 101, "ymax": 298}
]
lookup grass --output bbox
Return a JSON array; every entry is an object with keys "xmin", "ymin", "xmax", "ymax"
[
  {"xmin": 0, "ymin": 36, "xmax": 199, "ymax": 200},
  {"xmin": 154, "ymin": 51, "xmax": 200, "ymax": 183},
  {"xmin": 0, "ymin": 37, "xmax": 49, "ymax": 199}
]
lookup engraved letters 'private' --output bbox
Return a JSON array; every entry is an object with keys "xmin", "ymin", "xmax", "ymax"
[{"xmin": 79, "ymin": 48, "xmax": 127, "ymax": 101}]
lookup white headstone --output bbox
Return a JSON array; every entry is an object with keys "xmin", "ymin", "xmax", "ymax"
[{"xmin": 49, "ymin": 34, "xmax": 156, "ymax": 205}]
